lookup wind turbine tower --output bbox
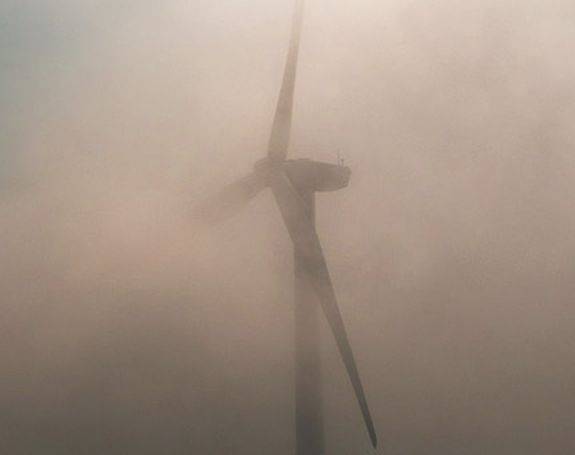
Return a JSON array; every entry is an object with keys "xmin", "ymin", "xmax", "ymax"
[{"xmin": 198, "ymin": 1, "xmax": 377, "ymax": 452}]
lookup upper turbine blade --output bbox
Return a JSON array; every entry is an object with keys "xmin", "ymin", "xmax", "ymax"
[
  {"xmin": 267, "ymin": 0, "xmax": 305, "ymax": 162},
  {"xmin": 270, "ymin": 171, "xmax": 378, "ymax": 448},
  {"xmin": 195, "ymin": 172, "xmax": 266, "ymax": 224}
]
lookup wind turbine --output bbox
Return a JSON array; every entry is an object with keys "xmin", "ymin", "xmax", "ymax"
[{"xmin": 197, "ymin": 0, "xmax": 377, "ymax": 452}]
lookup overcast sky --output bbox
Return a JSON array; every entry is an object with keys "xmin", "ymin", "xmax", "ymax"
[{"xmin": 2, "ymin": 1, "xmax": 575, "ymax": 453}]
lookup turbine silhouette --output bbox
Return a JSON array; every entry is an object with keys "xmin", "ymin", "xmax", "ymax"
[{"xmin": 197, "ymin": 0, "xmax": 377, "ymax": 452}]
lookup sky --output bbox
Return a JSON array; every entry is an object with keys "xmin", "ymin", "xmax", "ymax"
[{"xmin": 1, "ymin": 1, "xmax": 575, "ymax": 453}]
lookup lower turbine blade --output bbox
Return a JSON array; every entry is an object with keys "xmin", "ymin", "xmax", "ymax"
[
  {"xmin": 302, "ymin": 252, "xmax": 378, "ymax": 449},
  {"xmin": 270, "ymin": 171, "xmax": 378, "ymax": 448},
  {"xmin": 195, "ymin": 172, "xmax": 266, "ymax": 224}
]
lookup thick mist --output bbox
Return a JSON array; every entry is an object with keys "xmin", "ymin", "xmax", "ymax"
[{"xmin": 2, "ymin": 1, "xmax": 574, "ymax": 453}]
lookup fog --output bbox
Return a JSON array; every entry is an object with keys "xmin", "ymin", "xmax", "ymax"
[{"xmin": 1, "ymin": 1, "xmax": 574, "ymax": 453}]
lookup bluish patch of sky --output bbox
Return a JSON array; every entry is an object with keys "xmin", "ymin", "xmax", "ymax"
[{"xmin": 0, "ymin": 1, "xmax": 146, "ymax": 189}]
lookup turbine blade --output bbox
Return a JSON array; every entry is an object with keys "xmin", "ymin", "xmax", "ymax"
[
  {"xmin": 195, "ymin": 172, "xmax": 266, "ymax": 224},
  {"xmin": 267, "ymin": 0, "xmax": 305, "ymax": 162},
  {"xmin": 270, "ymin": 172, "xmax": 378, "ymax": 448}
]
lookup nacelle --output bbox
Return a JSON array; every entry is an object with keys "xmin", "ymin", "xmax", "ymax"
[{"xmin": 283, "ymin": 159, "xmax": 351, "ymax": 192}]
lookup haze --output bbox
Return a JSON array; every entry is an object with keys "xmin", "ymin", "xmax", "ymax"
[{"xmin": 1, "ymin": 0, "xmax": 574, "ymax": 453}]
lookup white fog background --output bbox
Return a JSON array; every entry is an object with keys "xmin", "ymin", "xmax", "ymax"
[{"xmin": 1, "ymin": 1, "xmax": 574, "ymax": 453}]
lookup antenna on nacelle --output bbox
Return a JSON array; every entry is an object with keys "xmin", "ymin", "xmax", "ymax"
[{"xmin": 337, "ymin": 150, "xmax": 345, "ymax": 167}]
